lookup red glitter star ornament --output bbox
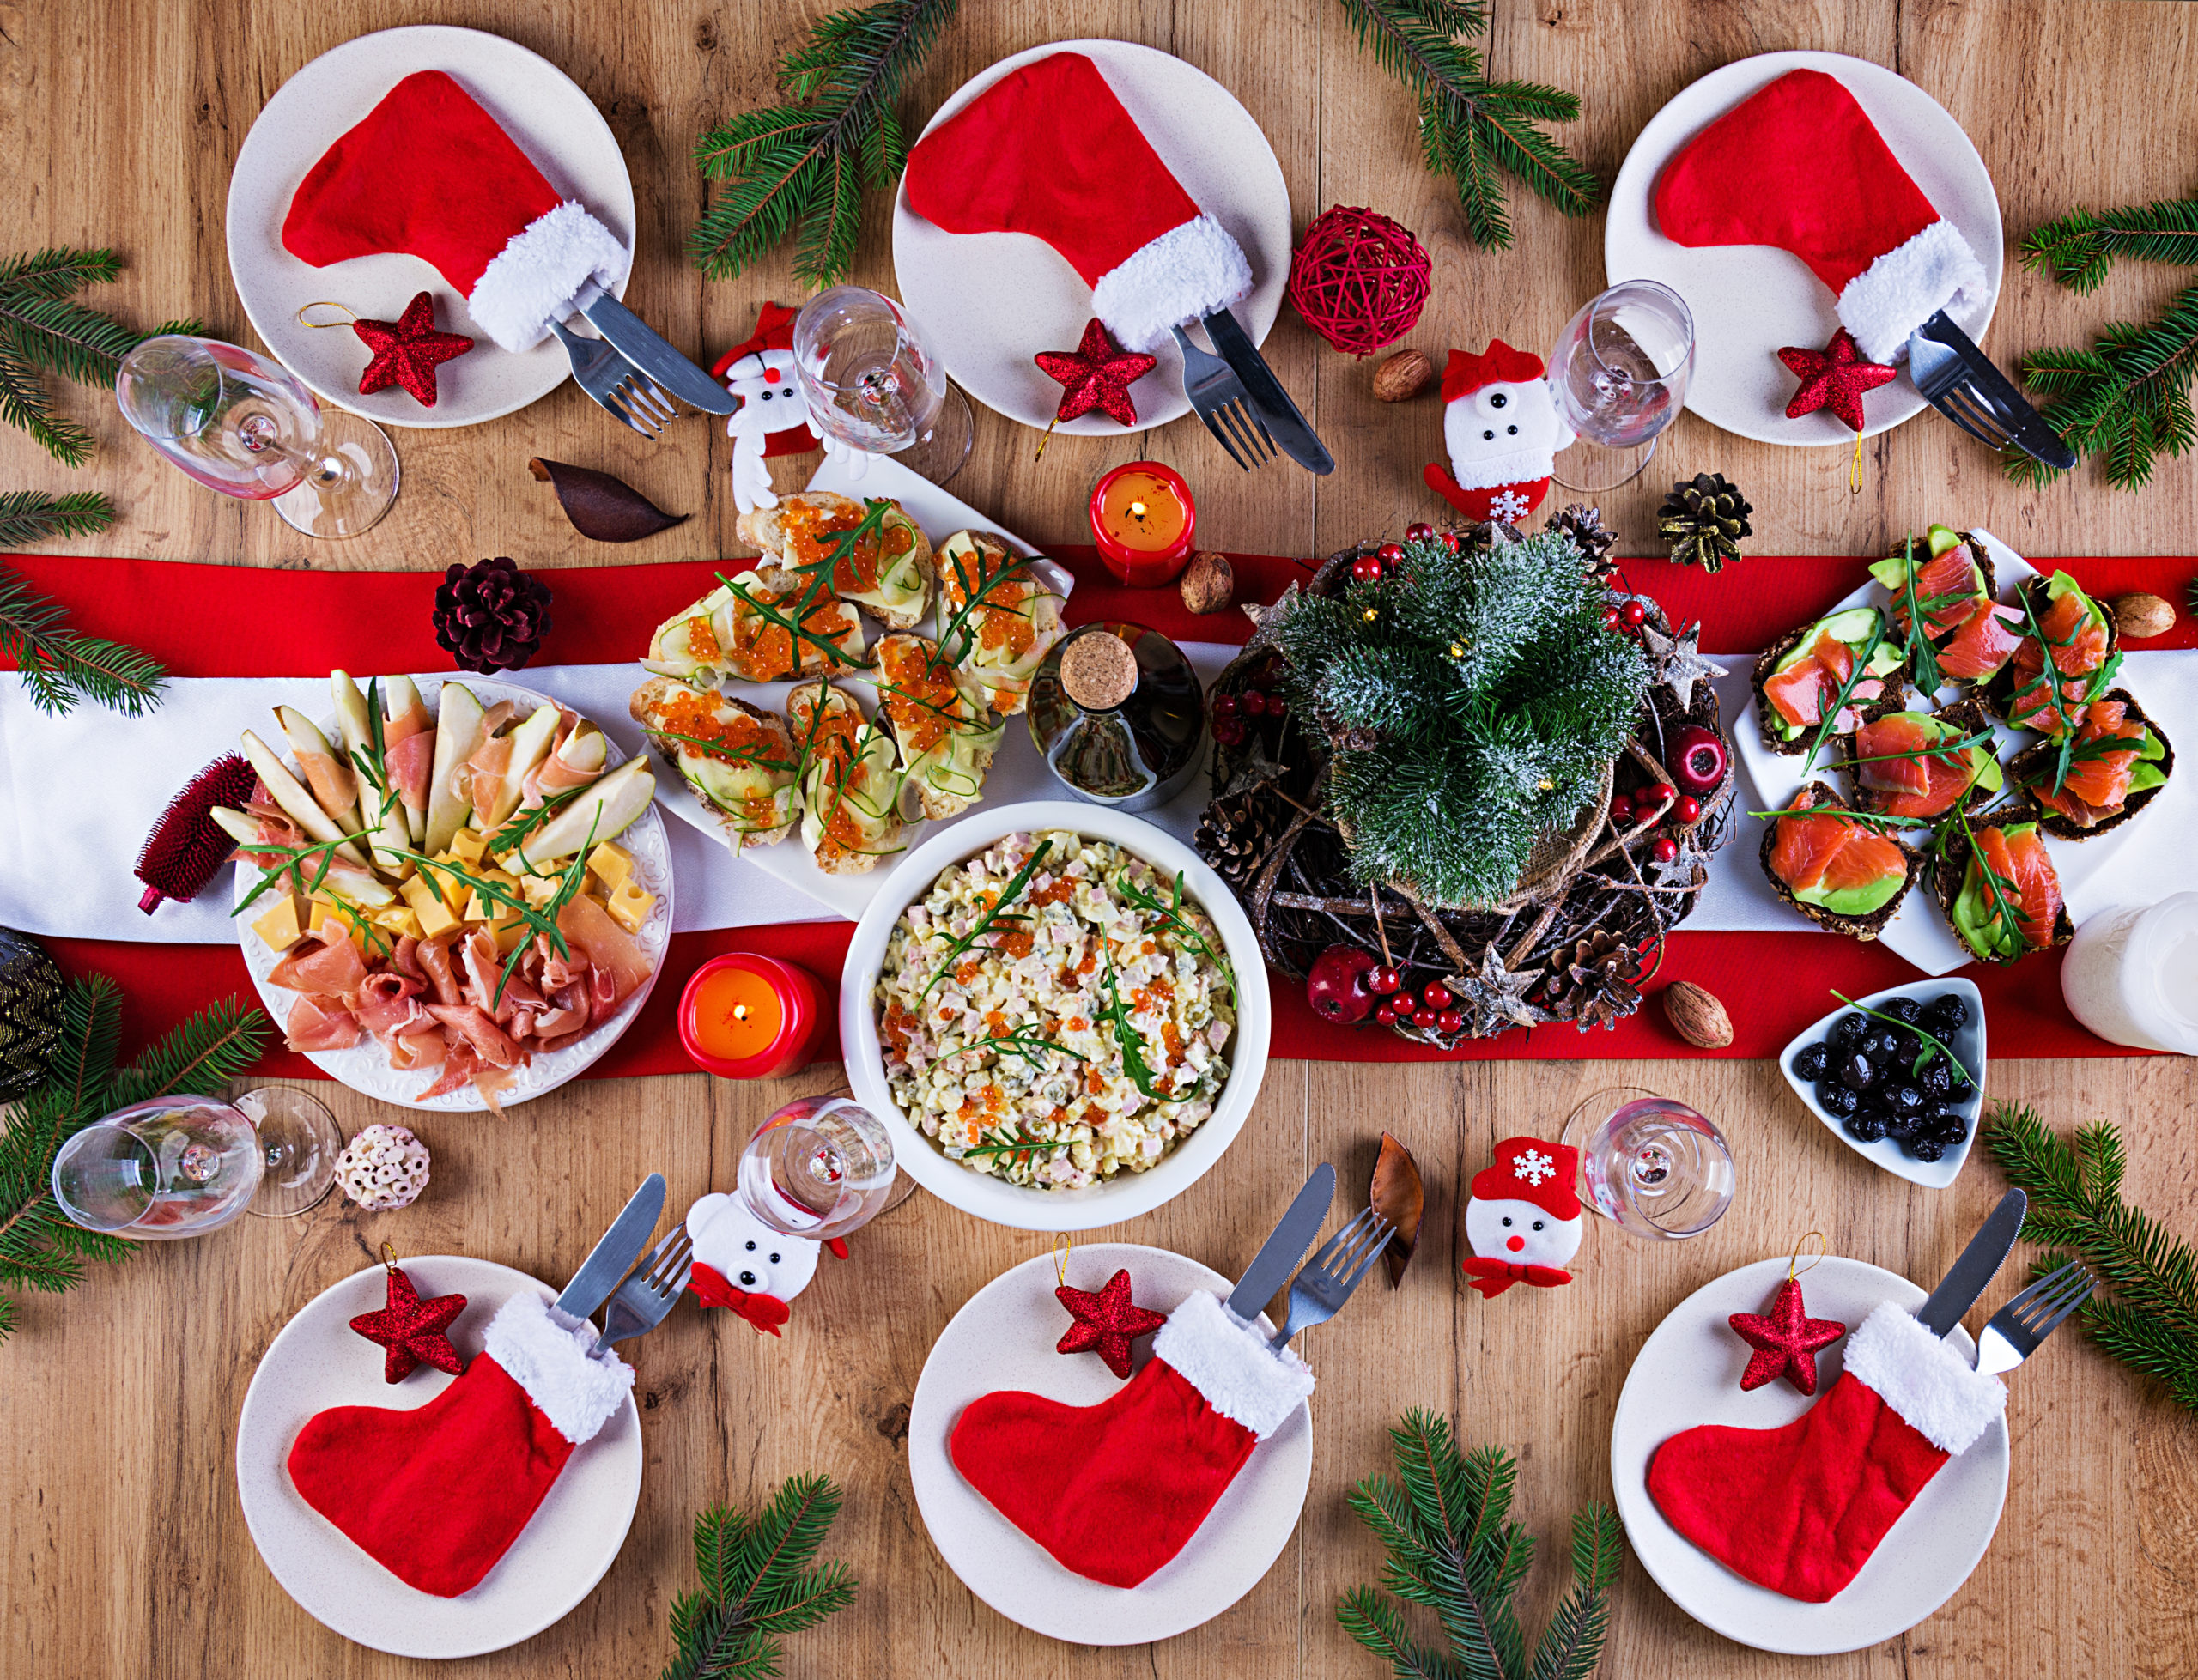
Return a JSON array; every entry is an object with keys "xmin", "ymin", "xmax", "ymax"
[
  {"xmin": 349, "ymin": 1263, "xmax": 468, "ymax": 1384},
  {"xmin": 1777, "ymin": 328, "xmax": 1897, "ymax": 432},
  {"xmin": 1035, "ymin": 318, "xmax": 1157, "ymax": 428},
  {"xmin": 1727, "ymin": 1277, "xmax": 1847, "ymax": 1395},
  {"xmin": 1055, "ymin": 1267, "xmax": 1168, "ymax": 1378},
  {"xmin": 354, "ymin": 291, "xmax": 474, "ymax": 407}
]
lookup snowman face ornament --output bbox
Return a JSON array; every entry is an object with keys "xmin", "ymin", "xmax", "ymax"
[
  {"xmin": 1460, "ymin": 1136, "xmax": 1586, "ymax": 1299},
  {"xmin": 725, "ymin": 349, "xmax": 812, "ymax": 440},
  {"xmin": 684, "ymin": 1192, "xmax": 820, "ymax": 1335},
  {"xmin": 1465, "ymin": 1193, "xmax": 1583, "ymax": 1270}
]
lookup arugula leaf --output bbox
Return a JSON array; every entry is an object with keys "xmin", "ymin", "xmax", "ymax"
[
  {"xmin": 1831, "ymin": 989, "xmax": 1975, "ymax": 1086},
  {"xmin": 919, "ymin": 838, "xmax": 1052, "ymax": 999}
]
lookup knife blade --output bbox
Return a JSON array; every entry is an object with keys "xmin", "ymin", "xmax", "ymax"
[
  {"xmin": 1914, "ymin": 1187, "xmax": 2028, "ymax": 1338},
  {"xmin": 1201, "ymin": 307, "xmax": 1334, "ymax": 475},
  {"xmin": 1910, "ymin": 311, "xmax": 2077, "ymax": 470},
  {"xmin": 575, "ymin": 288, "xmax": 738, "ymax": 415},
  {"xmin": 555, "ymin": 1173, "xmax": 667, "ymax": 1320},
  {"xmin": 1227, "ymin": 1163, "xmax": 1336, "ymax": 1321}
]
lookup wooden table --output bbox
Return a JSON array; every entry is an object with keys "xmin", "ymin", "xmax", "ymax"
[{"xmin": 5, "ymin": 3, "xmax": 2195, "ymax": 1676}]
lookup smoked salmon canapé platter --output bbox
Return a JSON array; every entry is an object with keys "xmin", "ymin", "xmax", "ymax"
[
  {"xmin": 1742, "ymin": 527, "xmax": 2174, "ymax": 977},
  {"xmin": 224, "ymin": 671, "xmax": 671, "ymax": 1111}
]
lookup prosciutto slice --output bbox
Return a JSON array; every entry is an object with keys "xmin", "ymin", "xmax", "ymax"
[
  {"xmin": 383, "ymin": 682, "xmax": 436, "ymax": 823},
  {"xmin": 465, "ymin": 731, "xmax": 515, "ymax": 822},
  {"xmin": 285, "ymin": 995, "xmax": 361, "ymax": 1053},
  {"xmin": 416, "ymin": 933, "xmax": 464, "ymax": 1005},
  {"xmin": 521, "ymin": 718, "xmax": 607, "ymax": 807},
  {"xmin": 355, "ymin": 973, "xmax": 436, "ymax": 1039},
  {"xmin": 557, "ymin": 891, "xmax": 653, "ymax": 1007},
  {"xmin": 418, "ymin": 1038, "xmax": 483, "ymax": 1099},
  {"xmin": 269, "ymin": 925, "xmax": 368, "ymax": 1000},
  {"xmin": 388, "ymin": 1030, "xmax": 447, "ymax": 1073},
  {"xmin": 426, "ymin": 1002, "xmax": 522, "ymax": 1069}
]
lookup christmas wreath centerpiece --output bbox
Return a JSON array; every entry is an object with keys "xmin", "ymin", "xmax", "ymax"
[{"xmin": 1199, "ymin": 517, "xmax": 1738, "ymax": 1044}]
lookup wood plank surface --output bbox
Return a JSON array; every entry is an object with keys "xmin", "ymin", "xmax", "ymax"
[{"xmin": 3, "ymin": 3, "xmax": 2195, "ymax": 1677}]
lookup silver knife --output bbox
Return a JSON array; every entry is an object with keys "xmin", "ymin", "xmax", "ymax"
[
  {"xmin": 1909, "ymin": 311, "xmax": 2077, "ymax": 470},
  {"xmin": 1201, "ymin": 307, "xmax": 1335, "ymax": 475},
  {"xmin": 574, "ymin": 287, "xmax": 738, "ymax": 415},
  {"xmin": 1914, "ymin": 1187, "xmax": 2028, "ymax": 1337},
  {"xmin": 555, "ymin": 1172, "xmax": 667, "ymax": 1320},
  {"xmin": 1227, "ymin": 1162, "xmax": 1336, "ymax": 1320}
]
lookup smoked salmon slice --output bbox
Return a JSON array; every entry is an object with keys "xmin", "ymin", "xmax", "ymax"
[
  {"xmin": 1937, "ymin": 599, "xmax": 2023, "ymax": 680},
  {"xmin": 1892, "ymin": 549, "xmax": 1985, "ymax": 636},
  {"xmin": 2028, "ymin": 699, "xmax": 2144, "ymax": 825},
  {"xmin": 1769, "ymin": 798, "xmax": 1909, "ymax": 896},
  {"xmin": 1855, "ymin": 713, "xmax": 1934, "ymax": 797},
  {"xmin": 2009, "ymin": 589, "xmax": 2108, "ymax": 731},
  {"xmin": 1765, "ymin": 659, "xmax": 1826, "ymax": 728},
  {"xmin": 1975, "ymin": 826, "xmax": 2062, "ymax": 949}
]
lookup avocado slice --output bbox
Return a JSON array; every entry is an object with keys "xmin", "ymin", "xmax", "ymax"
[
  {"xmin": 1793, "ymin": 869, "xmax": 1907, "ymax": 918},
  {"xmin": 1952, "ymin": 821, "xmax": 2043, "ymax": 961}
]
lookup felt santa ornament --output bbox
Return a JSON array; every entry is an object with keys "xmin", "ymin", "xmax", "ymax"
[
  {"xmin": 903, "ymin": 52, "xmax": 1252, "ymax": 355},
  {"xmin": 1460, "ymin": 1137, "xmax": 1584, "ymax": 1299},
  {"xmin": 287, "ymin": 1292, "xmax": 633, "ymax": 1598},
  {"xmin": 709, "ymin": 303, "xmax": 846, "ymax": 516},
  {"xmin": 1648, "ymin": 1301, "xmax": 2007, "ymax": 1602},
  {"xmin": 282, "ymin": 70, "xmax": 628, "ymax": 355},
  {"xmin": 683, "ymin": 1191, "xmax": 840, "ymax": 1337},
  {"xmin": 1422, "ymin": 343, "xmax": 1575, "ymax": 526},
  {"xmin": 1652, "ymin": 68, "xmax": 1988, "ymax": 364},
  {"xmin": 951, "ymin": 1290, "xmax": 1314, "ymax": 1588}
]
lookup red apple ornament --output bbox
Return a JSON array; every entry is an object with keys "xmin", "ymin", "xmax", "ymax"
[
  {"xmin": 1307, "ymin": 946, "xmax": 1381, "ymax": 1023},
  {"xmin": 1672, "ymin": 725, "xmax": 1729, "ymax": 794}
]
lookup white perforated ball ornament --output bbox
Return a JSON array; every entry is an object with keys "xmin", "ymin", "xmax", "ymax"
[{"xmin": 331, "ymin": 1123, "xmax": 432, "ymax": 1211}]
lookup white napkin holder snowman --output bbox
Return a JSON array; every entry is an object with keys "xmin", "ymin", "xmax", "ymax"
[
  {"xmin": 686, "ymin": 1192, "xmax": 828, "ymax": 1337},
  {"xmin": 1460, "ymin": 1137, "xmax": 1584, "ymax": 1300},
  {"xmin": 1421, "ymin": 341, "xmax": 1575, "ymax": 527},
  {"xmin": 710, "ymin": 301, "xmax": 859, "ymax": 516}
]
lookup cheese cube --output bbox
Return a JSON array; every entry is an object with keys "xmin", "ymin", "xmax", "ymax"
[
  {"xmin": 250, "ymin": 895, "xmax": 307, "ymax": 952},
  {"xmin": 520, "ymin": 871, "xmax": 566, "ymax": 910},
  {"xmin": 419, "ymin": 858, "xmax": 468, "ymax": 908},
  {"xmin": 306, "ymin": 900, "xmax": 369, "ymax": 949},
  {"xmin": 586, "ymin": 842, "xmax": 634, "ymax": 890},
  {"xmin": 399, "ymin": 873, "xmax": 443, "ymax": 916},
  {"xmin": 604, "ymin": 880, "xmax": 655, "ymax": 935},
  {"xmin": 414, "ymin": 894, "xmax": 462, "ymax": 940},
  {"xmin": 447, "ymin": 828, "xmax": 489, "ymax": 865},
  {"xmin": 493, "ymin": 920, "xmax": 531, "ymax": 957},
  {"xmin": 371, "ymin": 905, "xmax": 425, "ymax": 942},
  {"xmin": 464, "ymin": 869, "xmax": 523, "ymax": 927}
]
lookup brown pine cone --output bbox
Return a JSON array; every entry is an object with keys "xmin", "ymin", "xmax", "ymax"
[
  {"xmin": 1546, "ymin": 504, "xmax": 1619, "ymax": 579},
  {"xmin": 1194, "ymin": 796, "xmax": 1274, "ymax": 886},
  {"xmin": 1656, "ymin": 473, "xmax": 1752, "ymax": 573}
]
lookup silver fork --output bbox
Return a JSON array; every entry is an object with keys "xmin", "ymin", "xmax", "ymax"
[
  {"xmin": 1975, "ymin": 1259, "xmax": 2096, "ymax": 1376},
  {"xmin": 592, "ymin": 1227, "xmax": 694, "ymax": 1355},
  {"xmin": 1268, "ymin": 1204, "xmax": 1393, "ymax": 1348},
  {"xmin": 1170, "ymin": 323, "xmax": 1274, "ymax": 470},
  {"xmin": 549, "ymin": 318, "xmax": 678, "ymax": 439}
]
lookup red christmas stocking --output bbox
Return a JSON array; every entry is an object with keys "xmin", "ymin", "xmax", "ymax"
[
  {"xmin": 950, "ymin": 1290, "xmax": 1314, "ymax": 1587},
  {"xmin": 1647, "ymin": 1302, "xmax": 2006, "ymax": 1602},
  {"xmin": 1652, "ymin": 68, "xmax": 1987, "ymax": 361},
  {"xmin": 903, "ymin": 52, "xmax": 1252, "ymax": 353},
  {"xmin": 283, "ymin": 70, "xmax": 627, "ymax": 355},
  {"xmin": 287, "ymin": 1293, "xmax": 634, "ymax": 1598}
]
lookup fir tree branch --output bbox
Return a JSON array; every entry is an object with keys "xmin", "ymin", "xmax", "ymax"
[
  {"xmin": 0, "ymin": 247, "xmax": 191, "ymax": 465},
  {"xmin": 2001, "ymin": 273, "xmax": 2198, "ymax": 493},
  {"xmin": 0, "ymin": 555, "xmax": 167, "ymax": 717},
  {"xmin": 2020, "ymin": 195, "xmax": 2198, "ymax": 293},
  {"xmin": 0, "ymin": 489, "xmax": 115, "ymax": 549},
  {"xmin": 689, "ymin": 0, "xmax": 960, "ymax": 285},
  {"xmin": 659, "ymin": 1475, "xmax": 856, "ymax": 1680}
]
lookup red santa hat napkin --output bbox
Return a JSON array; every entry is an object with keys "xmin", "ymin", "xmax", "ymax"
[
  {"xmin": 282, "ymin": 70, "xmax": 628, "ymax": 355},
  {"xmin": 1652, "ymin": 69, "xmax": 1987, "ymax": 363},
  {"xmin": 903, "ymin": 52, "xmax": 1252, "ymax": 354},
  {"xmin": 1470, "ymin": 1136, "xmax": 1582, "ymax": 1220}
]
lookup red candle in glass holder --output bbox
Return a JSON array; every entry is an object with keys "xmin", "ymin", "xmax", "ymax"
[
  {"xmin": 1090, "ymin": 461, "xmax": 1196, "ymax": 586},
  {"xmin": 678, "ymin": 954, "xmax": 828, "ymax": 1079}
]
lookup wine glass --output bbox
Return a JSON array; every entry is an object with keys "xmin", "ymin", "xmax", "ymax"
[
  {"xmin": 792, "ymin": 287, "xmax": 973, "ymax": 486},
  {"xmin": 734, "ymin": 1093, "xmax": 906, "ymax": 1243},
  {"xmin": 114, "ymin": 334, "xmax": 399, "ymax": 538},
  {"xmin": 50, "ymin": 1086, "xmax": 345, "ymax": 1239},
  {"xmin": 1546, "ymin": 280, "xmax": 1696, "ymax": 492},
  {"xmin": 1559, "ymin": 1086, "xmax": 1734, "ymax": 1240}
]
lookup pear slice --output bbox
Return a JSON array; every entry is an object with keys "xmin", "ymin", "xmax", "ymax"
[
  {"xmin": 474, "ymin": 703, "xmax": 562, "ymax": 832},
  {"xmin": 499, "ymin": 757, "xmax": 656, "ymax": 871},
  {"xmin": 423, "ymin": 682, "xmax": 486, "ymax": 855},
  {"xmin": 274, "ymin": 706, "xmax": 361, "ymax": 833},
  {"xmin": 331, "ymin": 670, "xmax": 412, "ymax": 876},
  {"xmin": 382, "ymin": 675, "xmax": 434, "ymax": 846},
  {"xmin": 209, "ymin": 806, "xmax": 393, "ymax": 904},
  {"xmin": 239, "ymin": 731, "xmax": 368, "ymax": 869}
]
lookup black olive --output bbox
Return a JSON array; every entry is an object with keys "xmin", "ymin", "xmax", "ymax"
[
  {"xmin": 1919, "ymin": 1060, "xmax": 1953, "ymax": 1097},
  {"xmin": 1794, "ymin": 1043, "xmax": 1831, "ymax": 1081},
  {"xmin": 1926, "ymin": 996, "xmax": 1971, "ymax": 1032},
  {"xmin": 1831, "ymin": 1013, "xmax": 1867, "ymax": 1052},
  {"xmin": 1819, "ymin": 1083, "xmax": 1860, "ymax": 1117},
  {"xmin": 1845, "ymin": 1110, "xmax": 1888, "ymax": 1143},
  {"xmin": 1935, "ymin": 1111, "xmax": 1971, "ymax": 1144},
  {"xmin": 1910, "ymin": 1137, "xmax": 1946, "ymax": 1162},
  {"xmin": 1839, "ymin": 1051, "xmax": 1878, "ymax": 1091},
  {"xmin": 1888, "ymin": 1084, "xmax": 1925, "ymax": 1115}
]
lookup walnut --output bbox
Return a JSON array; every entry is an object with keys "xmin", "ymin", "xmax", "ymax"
[
  {"xmin": 1373, "ymin": 349, "xmax": 1436, "ymax": 403},
  {"xmin": 1180, "ymin": 550, "xmax": 1235, "ymax": 615}
]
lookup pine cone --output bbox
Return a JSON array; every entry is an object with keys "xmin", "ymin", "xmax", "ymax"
[
  {"xmin": 1546, "ymin": 504, "xmax": 1618, "ymax": 579},
  {"xmin": 434, "ymin": 557, "xmax": 553, "ymax": 672},
  {"xmin": 1538, "ymin": 928, "xmax": 1644, "ymax": 1027},
  {"xmin": 0, "ymin": 927, "xmax": 66, "ymax": 1102},
  {"xmin": 1656, "ymin": 473, "xmax": 1752, "ymax": 573},
  {"xmin": 1194, "ymin": 795, "xmax": 1274, "ymax": 886}
]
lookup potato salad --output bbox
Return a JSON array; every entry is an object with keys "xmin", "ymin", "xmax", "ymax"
[{"xmin": 876, "ymin": 830, "xmax": 1236, "ymax": 1190}]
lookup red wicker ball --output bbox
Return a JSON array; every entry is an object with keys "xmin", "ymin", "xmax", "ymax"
[{"xmin": 1286, "ymin": 206, "xmax": 1432, "ymax": 358}]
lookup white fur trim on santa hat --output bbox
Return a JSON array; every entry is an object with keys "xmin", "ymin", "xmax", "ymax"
[
  {"xmin": 1150, "ymin": 1289, "xmax": 1315, "ymax": 1441},
  {"xmin": 466, "ymin": 200, "xmax": 629, "ymax": 355},
  {"xmin": 1090, "ymin": 214, "xmax": 1254, "ymax": 355},
  {"xmin": 1837, "ymin": 219, "xmax": 1988, "ymax": 365},
  {"xmin": 482, "ymin": 1293, "xmax": 635, "ymax": 1446},
  {"xmin": 1842, "ymin": 1301, "xmax": 2006, "ymax": 1457}
]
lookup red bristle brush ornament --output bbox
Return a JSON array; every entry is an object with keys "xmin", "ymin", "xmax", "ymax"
[{"xmin": 135, "ymin": 754, "xmax": 258, "ymax": 913}]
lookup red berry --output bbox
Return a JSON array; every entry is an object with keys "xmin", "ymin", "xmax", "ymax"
[
  {"xmin": 1440, "ymin": 530, "xmax": 1460, "ymax": 552},
  {"xmin": 1609, "ymin": 793, "xmax": 1634, "ymax": 824},
  {"xmin": 1213, "ymin": 718, "xmax": 1248, "ymax": 747},
  {"xmin": 1212, "ymin": 694, "xmax": 1240, "ymax": 720},
  {"xmin": 1377, "ymin": 543, "xmax": 1406, "ymax": 571},
  {"xmin": 1671, "ymin": 794, "xmax": 1702, "ymax": 824},
  {"xmin": 1391, "ymin": 990, "xmax": 1418, "ymax": 1014},
  {"xmin": 1367, "ymin": 964, "xmax": 1401, "ymax": 996},
  {"xmin": 1651, "ymin": 835, "xmax": 1679, "ymax": 864},
  {"xmin": 1240, "ymin": 689, "xmax": 1267, "ymax": 717},
  {"xmin": 1375, "ymin": 1001, "xmax": 1401, "ymax": 1026},
  {"xmin": 1620, "ymin": 599, "xmax": 1649, "ymax": 628},
  {"xmin": 1351, "ymin": 555, "xmax": 1382, "ymax": 583},
  {"xmin": 1405, "ymin": 521, "xmax": 1434, "ymax": 543},
  {"xmin": 1601, "ymin": 607, "xmax": 1624, "ymax": 632},
  {"xmin": 1420, "ymin": 981, "xmax": 1454, "ymax": 1011},
  {"xmin": 1436, "ymin": 1009, "xmax": 1466, "ymax": 1035},
  {"xmin": 1412, "ymin": 1008, "xmax": 1440, "ymax": 1029},
  {"xmin": 1642, "ymin": 783, "xmax": 1675, "ymax": 810},
  {"xmin": 1265, "ymin": 697, "xmax": 1287, "ymax": 720}
]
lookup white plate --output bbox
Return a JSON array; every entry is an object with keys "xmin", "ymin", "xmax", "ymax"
[
  {"xmin": 841, "ymin": 801, "xmax": 1270, "ymax": 1232},
  {"xmin": 1612, "ymin": 1256, "xmax": 2008, "ymax": 1654},
  {"xmin": 235, "ymin": 675, "xmax": 672, "ymax": 1110},
  {"xmin": 892, "ymin": 39, "xmax": 1293, "ymax": 435},
  {"xmin": 1777, "ymin": 980, "xmax": 1987, "ymax": 1189},
  {"xmin": 1735, "ymin": 530, "xmax": 2141, "ymax": 976},
  {"xmin": 235, "ymin": 1257, "xmax": 644, "ymax": 1658},
  {"xmin": 227, "ymin": 26, "xmax": 634, "ymax": 428},
  {"xmin": 1606, "ymin": 51, "xmax": 2001, "ymax": 446},
  {"xmin": 908, "ymin": 1244, "xmax": 1310, "ymax": 1642}
]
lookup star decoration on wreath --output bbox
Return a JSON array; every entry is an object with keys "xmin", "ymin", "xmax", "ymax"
[
  {"xmin": 353, "ymin": 291, "xmax": 474, "ymax": 407},
  {"xmin": 349, "ymin": 1264, "xmax": 468, "ymax": 1384},
  {"xmin": 1650, "ymin": 847, "xmax": 1705, "ymax": 891},
  {"xmin": 1638, "ymin": 619, "xmax": 1727, "ymax": 712},
  {"xmin": 1453, "ymin": 943, "xmax": 1551, "ymax": 1036},
  {"xmin": 1054, "ymin": 1267, "xmax": 1168, "ymax": 1379},
  {"xmin": 1777, "ymin": 328, "xmax": 1897, "ymax": 433},
  {"xmin": 1035, "ymin": 318, "xmax": 1157, "ymax": 428}
]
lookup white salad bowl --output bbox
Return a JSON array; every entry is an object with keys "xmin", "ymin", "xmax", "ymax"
[
  {"xmin": 840, "ymin": 801, "xmax": 1272, "ymax": 1232},
  {"xmin": 1779, "ymin": 979, "xmax": 1987, "ymax": 1190}
]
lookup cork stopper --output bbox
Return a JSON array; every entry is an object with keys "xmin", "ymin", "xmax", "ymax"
[{"xmin": 1060, "ymin": 630, "xmax": 1138, "ymax": 712}]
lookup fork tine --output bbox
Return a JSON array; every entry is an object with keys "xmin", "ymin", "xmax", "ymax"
[
  {"xmin": 1338, "ymin": 1222, "xmax": 1395, "ymax": 1291},
  {"xmin": 647, "ymin": 1233, "xmax": 693, "ymax": 1293},
  {"xmin": 616, "ymin": 379, "xmax": 667, "ymax": 437},
  {"xmin": 625, "ymin": 374, "xmax": 678, "ymax": 428},
  {"xmin": 1218, "ymin": 399, "xmax": 1270, "ymax": 465},
  {"xmin": 1932, "ymin": 394, "xmax": 2001, "ymax": 450},
  {"xmin": 601, "ymin": 387, "xmax": 652, "ymax": 438},
  {"xmin": 2017, "ymin": 1263, "xmax": 2094, "ymax": 1325},
  {"xmin": 2029, "ymin": 1275, "xmax": 2095, "ymax": 1337},
  {"xmin": 2002, "ymin": 1258, "xmax": 2086, "ymax": 1317},
  {"xmin": 1197, "ymin": 406, "xmax": 1251, "ymax": 470},
  {"xmin": 1309, "ymin": 1206, "xmax": 1385, "ymax": 1275},
  {"xmin": 1235, "ymin": 399, "xmax": 1277, "ymax": 462},
  {"xmin": 1944, "ymin": 386, "xmax": 2011, "ymax": 448}
]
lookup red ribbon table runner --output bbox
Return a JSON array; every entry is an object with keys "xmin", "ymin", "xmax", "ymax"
[{"xmin": 13, "ymin": 547, "xmax": 2195, "ymax": 1077}]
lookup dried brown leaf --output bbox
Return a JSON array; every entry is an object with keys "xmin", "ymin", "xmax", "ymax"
[
  {"xmin": 527, "ymin": 457, "xmax": 689, "ymax": 542},
  {"xmin": 1370, "ymin": 1131, "xmax": 1426, "ymax": 1286}
]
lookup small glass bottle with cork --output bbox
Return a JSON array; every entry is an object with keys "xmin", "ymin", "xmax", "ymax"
[{"xmin": 1026, "ymin": 622, "xmax": 1205, "ymax": 812}]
